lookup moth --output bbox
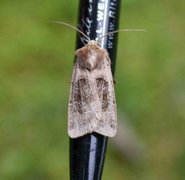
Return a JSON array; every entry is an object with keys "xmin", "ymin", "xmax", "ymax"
[
  {"xmin": 56, "ymin": 22, "xmax": 118, "ymax": 138},
  {"xmin": 53, "ymin": 21, "xmax": 145, "ymax": 138},
  {"xmin": 68, "ymin": 39, "xmax": 117, "ymax": 138}
]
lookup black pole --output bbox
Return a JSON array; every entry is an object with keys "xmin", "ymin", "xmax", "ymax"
[{"xmin": 70, "ymin": 0, "xmax": 120, "ymax": 179}]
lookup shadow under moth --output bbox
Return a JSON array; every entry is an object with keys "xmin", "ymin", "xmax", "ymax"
[{"xmin": 53, "ymin": 21, "xmax": 145, "ymax": 138}]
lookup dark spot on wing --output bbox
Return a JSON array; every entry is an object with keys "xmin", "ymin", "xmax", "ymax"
[
  {"xmin": 96, "ymin": 78, "xmax": 109, "ymax": 111},
  {"xmin": 73, "ymin": 78, "xmax": 94, "ymax": 114}
]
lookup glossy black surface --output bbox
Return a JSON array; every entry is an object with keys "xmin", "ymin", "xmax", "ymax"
[
  {"xmin": 70, "ymin": 0, "xmax": 120, "ymax": 179},
  {"xmin": 70, "ymin": 133, "xmax": 108, "ymax": 180}
]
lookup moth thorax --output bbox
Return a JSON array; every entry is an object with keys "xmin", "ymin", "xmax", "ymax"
[{"xmin": 86, "ymin": 52, "xmax": 99, "ymax": 70}]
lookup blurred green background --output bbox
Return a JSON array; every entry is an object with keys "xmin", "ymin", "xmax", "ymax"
[{"xmin": 0, "ymin": 0, "xmax": 184, "ymax": 179}]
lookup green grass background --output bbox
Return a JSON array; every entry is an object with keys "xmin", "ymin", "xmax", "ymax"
[{"xmin": 0, "ymin": 0, "xmax": 185, "ymax": 179}]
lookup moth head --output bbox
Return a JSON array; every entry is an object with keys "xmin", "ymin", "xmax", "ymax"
[
  {"xmin": 86, "ymin": 40, "xmax": 100, "ymax": 49},
  {"xmin": 76, "ymin": 40, "xmax": 106, "ymax": 71}
]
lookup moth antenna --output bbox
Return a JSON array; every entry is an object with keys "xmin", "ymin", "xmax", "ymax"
[
  {"xmin": 97, "ymin": 29, "xmax": 146, "ymax": 42},
  {"xmin": 77, "ymin": 24, "xmax": 88, "ymax": 45},
  {"xmin": 51, "ymin": 21, "xmax": 90, "ymax": 42}
]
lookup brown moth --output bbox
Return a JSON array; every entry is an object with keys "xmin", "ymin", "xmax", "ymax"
[
  {"xmin": 52, "ymin": 21, "xmax": 145, "ymax": 138},
  {"xmin": 68, "ymin": 40, "xmax": 117, "ymax": 138}
]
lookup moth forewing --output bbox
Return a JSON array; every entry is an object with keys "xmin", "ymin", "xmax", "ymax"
[
  {"xmin": 68, "ymin": 66, "xmax": 102, "ymax": 138},
  {"xmin": 68, "ymin": 40, "xmax": 117, "ymax": 138},
  {"xmin": 93, "ymin": 57, "xmax": 117, "ymax": 137}
]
